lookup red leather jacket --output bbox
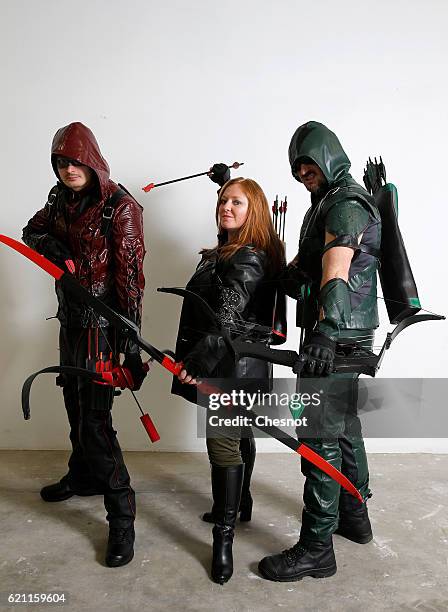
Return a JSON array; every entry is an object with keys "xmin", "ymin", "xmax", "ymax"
[{"xmin": 22, "ymin": 122, "xmax": 146, "ymax": 329}]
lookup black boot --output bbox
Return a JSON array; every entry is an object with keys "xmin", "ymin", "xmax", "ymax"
[
  {"xmin": 211, "ymin": 464, "xmax": 244, "ymax": 585},
  {"xmin": 258, "ymin": 538, "xmax": 337, "ymax": 582},
  {"xmin": 40, "ymin": 475, "xmax": 101, "ymax": 502},
  {"xmin": 105, "ymin": 524, "xmax": 135, "ymax": 567},
  {"xmin": 335, "ymin": 503, "xmax": 373, "ymax": 544},
  {"xmin": 202, "ymin": 438, "xmax": 255, "ymax": 523},
  {"xmin": 239, "ymin": 436, "xmax": 255, "ymax": 521}
]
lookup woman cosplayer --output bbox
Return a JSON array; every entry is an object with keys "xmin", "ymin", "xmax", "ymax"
[{"xmin": 171, "ymin": 178, "xmax": 284, "ymax": 583}]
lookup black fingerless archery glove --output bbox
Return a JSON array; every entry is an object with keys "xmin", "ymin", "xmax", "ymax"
[
  {"xmin": 209, "ymin": 163, "xmax": 230, "ymax": 187},
  {"xmin": 302, "ymin": 331, "xmax": 336, "ymax": 376}
]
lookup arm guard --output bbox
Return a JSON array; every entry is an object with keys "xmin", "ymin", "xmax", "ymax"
[{"xmin": 317, "ymin": 277, "xmax": 351, "ymax": 338}]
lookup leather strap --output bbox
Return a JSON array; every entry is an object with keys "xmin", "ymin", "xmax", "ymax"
[
  {"xmin": 100, "ymin": 187, "xmax": 127, "ymax": 237},
  {"xmin": 322, "ymin": 234, "xmax": 380, "ymax": 259}
]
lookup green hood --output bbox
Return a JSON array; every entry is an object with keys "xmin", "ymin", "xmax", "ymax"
[{"xmin": 288, "ymin": 121, "xmax": 351, "ymax": 185}]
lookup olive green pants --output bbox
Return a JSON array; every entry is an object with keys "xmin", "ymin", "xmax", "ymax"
[{"xmin": 206, "ymin": 427, "xmax": 253, "ymax": 467}]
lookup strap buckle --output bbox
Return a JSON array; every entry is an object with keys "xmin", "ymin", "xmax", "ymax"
[
  {"xmin": 47, "ymin": 191, "xmax": 57, "ymax": 207},
  {"xmin": 102, "ymin": 205, "xmax": 114, "ymax": 220}
]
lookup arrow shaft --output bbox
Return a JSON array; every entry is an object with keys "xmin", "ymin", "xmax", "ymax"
[
  {"xmin": 143, "ymin": 161, "xmax": 244, "ymax": 192},
  {"xmin": 153, "ymin": 171, "xmax": 210, "ymax": 188}
]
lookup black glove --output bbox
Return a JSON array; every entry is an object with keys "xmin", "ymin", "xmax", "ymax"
[
  {"xmin": 282, "ymin": 261, "xmax": 310, "ymax": 299},
  {"xmin": 182, "ymin": 355, "xmax": 208, "ymax": 380},
  {"xmin": 39, "ymin": 235, "xmax": 73, "ymax": 270},
  {"xmin": 302, "ymin": 331, "xmax": 336, "ymax": 376},
  {"xmin": 122, "ymin": 351, "xmax": 147, "ymax": 391},
  {"xmin": 209, "ymin": 163, "xmax": 230, "ymax": 187}
]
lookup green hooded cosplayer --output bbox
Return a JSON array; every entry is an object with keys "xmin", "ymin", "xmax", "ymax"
[{"xmin": 259, "ymin": 121, "xmax": 381, "ymax": 582}]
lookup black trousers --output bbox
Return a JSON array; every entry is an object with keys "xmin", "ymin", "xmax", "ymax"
[{"xmin": 59, "ymin": 326, "xmax": 135, "ymax": 528}]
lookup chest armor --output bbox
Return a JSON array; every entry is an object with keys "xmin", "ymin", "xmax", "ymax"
[{"xmin": 297, "ymin": 188, "xmax": 381, "ymax": 332}]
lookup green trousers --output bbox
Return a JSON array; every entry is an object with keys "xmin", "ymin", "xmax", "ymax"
[{"xmin": 298, "ymin": 331, "xmax": 372, "ymax": 542}]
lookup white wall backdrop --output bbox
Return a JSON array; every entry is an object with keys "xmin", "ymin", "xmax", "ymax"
[{"xmin": 0, "ymin": 0, "xmax": 447, "ymax": 452}]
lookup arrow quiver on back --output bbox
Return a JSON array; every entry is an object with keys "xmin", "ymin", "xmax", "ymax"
[
  {"xmin": 271, "ymin": 283, "xmax": 287, "ymax": 344},
  {"xmin": 271, "ymin": 195, "xmax": 288, "ymax": 345},
  {"xmin": 363, "ymin": 158, "xmax": 421, "ymax": 323}
]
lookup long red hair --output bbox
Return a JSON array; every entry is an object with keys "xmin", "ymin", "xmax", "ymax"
[{"xmin": 202, "ymin": 177, "xmax": 285, "ymax": 274}]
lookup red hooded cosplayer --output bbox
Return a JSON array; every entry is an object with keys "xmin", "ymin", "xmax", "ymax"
[{"xmin": 22, "ymin": 122, "xmax": 146, "ymax": 567}]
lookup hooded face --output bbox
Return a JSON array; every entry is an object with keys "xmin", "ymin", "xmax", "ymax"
[
  {"xmin": 296, "ymin": 160, "xmax": 327, "ymax": 194},
  {"xmin": 288, "ymin": 121, "xmax": 351, "ymax": 188},
  {"xmin": 51, "ymin": 122, "xmax": 110, "ymax": 198},
  {"xmin": 55, "ymin": 157, "xmax": 95, "ymax": 192}
]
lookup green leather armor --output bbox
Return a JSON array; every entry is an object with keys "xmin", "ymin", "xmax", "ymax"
[{"xmin": 289, "ymin": 122, "xmax": 382, "ymax": 336}]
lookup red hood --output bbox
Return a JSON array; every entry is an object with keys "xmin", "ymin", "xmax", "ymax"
[{"xmin": 51, "ymin": 122, "xmax": 110, "ymax": 199}]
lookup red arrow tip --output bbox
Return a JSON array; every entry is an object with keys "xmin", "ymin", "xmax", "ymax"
[{"xmin": 142, "ymin": 183, "xmax": 155, "ymax": 193}]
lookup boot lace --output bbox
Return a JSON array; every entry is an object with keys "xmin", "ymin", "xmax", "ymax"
[{"xmin": 282, "ymin": 542, "xmax": 307, "ymax": 566}]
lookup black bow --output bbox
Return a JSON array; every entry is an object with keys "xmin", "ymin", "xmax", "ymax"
[{"xmin": 0, "ymin": 234, "xmax": 367, "ymax": 502}]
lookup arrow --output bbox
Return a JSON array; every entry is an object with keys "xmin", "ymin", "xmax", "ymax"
[{"xmin": 142, "ymin": 162, "xmax": 244, "ymax": 193}]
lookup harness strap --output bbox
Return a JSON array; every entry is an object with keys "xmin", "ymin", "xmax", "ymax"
[
  {"xmin": 322, "ymin": 234, "xmax": 380, "ymax": 259},
  {"xmin": 46, "ymin": 185, "xmax": 60, "ymax": 226},
  {"xmin": 100, "ymin": 187, "xmax": 127, "ymax": 237}
]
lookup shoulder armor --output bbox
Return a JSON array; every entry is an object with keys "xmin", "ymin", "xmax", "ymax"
[
  {"xmin": 321, "ymin": 184, "xmax": 380, "ymax": 223},
  {"xmin": 324, "ymin": 199, "xmax": 370, "ymax": 238}
]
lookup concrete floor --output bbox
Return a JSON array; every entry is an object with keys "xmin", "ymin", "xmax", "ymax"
[{"xmin": 0, "ymin": 451, "xmax": 447, "ymax": 612}]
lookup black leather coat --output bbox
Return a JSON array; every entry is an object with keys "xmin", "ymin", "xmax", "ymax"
[{"xmin": 171, "ymin": 246, "xmax": 278, "ymax": 405}]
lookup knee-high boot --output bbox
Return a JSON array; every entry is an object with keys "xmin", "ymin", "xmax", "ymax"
[
  {"xmin": 202, "ymin": 438, "xmax": 255, "ymax": 523},
  {"xmin": 239, "ymin": 436, "xmax": 255, "ymax": 521},
  {"xmin": 211, "ymin": 464, "xmax": 244, "ymax": 585}
]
